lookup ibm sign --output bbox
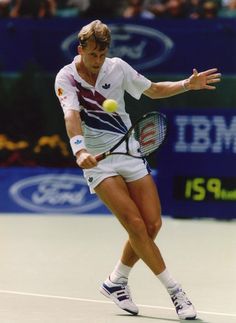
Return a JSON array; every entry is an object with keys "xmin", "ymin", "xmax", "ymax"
[
  {"xmin": 174, "ymin": 115, "xmax": 236, "ymax": 153},
  {"xmin": 156, "ymin": 108, "xmax": 236, "ymax": 219}
]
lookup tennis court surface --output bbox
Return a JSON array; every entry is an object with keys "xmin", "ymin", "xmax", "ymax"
[{"xmin": 1, "ymin": 214, "xmax": 235, "ymax": 323}]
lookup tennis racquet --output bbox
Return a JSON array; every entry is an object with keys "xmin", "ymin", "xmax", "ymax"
[{"xmin": 95, "ymin": 111, "xmax": 168, "ymax": 162}]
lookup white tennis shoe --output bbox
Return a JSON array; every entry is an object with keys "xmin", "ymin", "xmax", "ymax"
[
  {"xmin": 99, "ymin": 278, "xmax": 139, "ymax": 315},
  {"xmin": 168, "ymin": 285, "xmax": 197, "ymax": 320}
]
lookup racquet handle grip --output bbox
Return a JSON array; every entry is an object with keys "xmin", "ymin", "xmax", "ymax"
[{"xmin": 95, "ymin": 153, "xmax": 105, "ymax": 162}]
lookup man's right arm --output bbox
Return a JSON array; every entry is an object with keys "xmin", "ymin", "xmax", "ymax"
[{"xmin": 64, "ymin": 109, "xmax": 97, "ymax": 169}]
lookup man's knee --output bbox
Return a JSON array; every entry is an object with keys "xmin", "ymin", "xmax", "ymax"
[
  {"xmin": 127, "ymin": 216, "xmax": 148, "ymax": 239},
  {"xmin": 146, "ymin": 217, "xmax": 162, "ymax": 239}
]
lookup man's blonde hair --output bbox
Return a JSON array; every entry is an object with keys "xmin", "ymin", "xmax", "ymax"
[{"xmin": 78, "ymin": 20, "xmax": 111, "ymax": 50}]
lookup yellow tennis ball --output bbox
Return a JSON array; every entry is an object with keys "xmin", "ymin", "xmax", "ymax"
[{"xmin": 102, "ymin": 99, "xmax": 118, "ymax": 113}]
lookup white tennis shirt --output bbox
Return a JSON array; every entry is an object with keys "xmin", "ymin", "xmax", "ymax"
[{"xmin": 55, "ymin": 56, "xmax": 151, "ymax": 155}]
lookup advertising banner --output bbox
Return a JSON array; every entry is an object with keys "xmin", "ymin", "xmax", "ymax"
[
  {"xmin": 0, "ymin": 18, "xmax": 235, "ymax": 74},
  {"xmin": 156, "ymin": 107, "xmax": 236, "ymax": 219},
  {"xmin": 0, "ymin": 167, "xmax": 110, "ymax": 214}
]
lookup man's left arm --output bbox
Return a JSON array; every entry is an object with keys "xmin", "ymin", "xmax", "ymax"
[{"xmin": 144, "ymin": 68, "xmax": 221, "ymax": 99}]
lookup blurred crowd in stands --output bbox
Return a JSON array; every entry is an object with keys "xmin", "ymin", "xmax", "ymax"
[{"xmin": 0, "ymin": 0, "xmax": 235, "ymax": 19}]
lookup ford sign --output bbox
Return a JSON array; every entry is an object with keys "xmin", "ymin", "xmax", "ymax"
[
  {"xmin": 61, "ymin": 23, "xmax": 174, "ymax": 71},
  {"xmin": 9, "ymin": 174, "xmax": 103, "ymax": 213}
]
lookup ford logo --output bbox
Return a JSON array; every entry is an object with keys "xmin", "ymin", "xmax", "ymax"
[
  {"xmin": 9, "ymin": 174, "xmax": 103, "ymax": 213},
  {"xmin": 61, "ymin": 23, "xmax": 174, "ymax": 71}
]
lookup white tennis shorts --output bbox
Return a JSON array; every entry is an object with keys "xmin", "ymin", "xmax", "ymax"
[{"xmin": 83, "ymin": 154, "xmax": 151, "ymax": 194}]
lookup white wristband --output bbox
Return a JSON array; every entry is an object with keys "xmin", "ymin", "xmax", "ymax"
[
  {"xmin": 70, "ymin": 135, "xmax": 86, "ymax": 156},
  {"xmin": 181, "ymin": 80, "xmax": 189, "ymax": 92}
]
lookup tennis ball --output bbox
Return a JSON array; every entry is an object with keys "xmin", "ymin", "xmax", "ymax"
[{"xmin": 102, "ymin": 99, "xmax": 118, "ymax": 113}]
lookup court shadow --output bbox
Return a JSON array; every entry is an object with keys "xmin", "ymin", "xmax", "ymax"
[
  {"xmin": 116, "ymin": 314, "xmax": 210, "ymax": 323},
  {"xmin": 191, "ymin": 319, "xmax": 211, "ymax": 323},
  {"xmin": 116, "ymin": 313, "xmax": 179, "ymax": 321}
]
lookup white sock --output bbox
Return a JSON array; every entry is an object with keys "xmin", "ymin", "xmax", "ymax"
[
  {"xmin": 109, "ymin": 260, "xmax": 132, "ymax": 284},
  {"xmin": 157, "ymin": 268, "xmax": 179, "ymax": 292}
]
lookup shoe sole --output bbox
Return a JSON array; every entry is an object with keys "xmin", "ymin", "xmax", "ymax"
[
  {"xmin": 99, "ymin": 286, "xmax": 139, "ymax": 316},
  {"xmin": 179, "ymin": 314, "xmax": 197, "ymax": 320}
]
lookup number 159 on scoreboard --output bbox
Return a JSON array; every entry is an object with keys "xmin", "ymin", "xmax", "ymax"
[{"xmin": 174, "ymin": 177, "xmax": 236, "ymax": 202}]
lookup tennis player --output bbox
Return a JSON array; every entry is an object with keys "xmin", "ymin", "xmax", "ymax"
[{"xmin": 55, "ymin": 20, "xmax": 221, "ymax": 320}]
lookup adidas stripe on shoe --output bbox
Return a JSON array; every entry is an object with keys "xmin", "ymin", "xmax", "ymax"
[
  {"xmin": 99, "ymin": 278, "xmax": 139, "ymax": 315},
  {"xmin": 169, "ymin": 286, "xmax": 197, "ymax": 320}
]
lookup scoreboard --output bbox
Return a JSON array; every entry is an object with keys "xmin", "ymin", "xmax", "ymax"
[
  {"xmin": 155, "ymin": 108, "xmax": 236, "ymax": 219},
  {"xmin": 174, "ymin": 177, "xmax": 236, "ymax": 202}
]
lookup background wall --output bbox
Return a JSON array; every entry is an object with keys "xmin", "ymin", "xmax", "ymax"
[{"xmin": 0, "ymin": 18, "xmax": 235, "ymax": 218}]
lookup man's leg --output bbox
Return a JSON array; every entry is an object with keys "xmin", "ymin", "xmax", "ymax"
[
  {"xmin": 96, "ymin": 174, "xmax": 163, "ymax": 315},
  {"xmin": 95, "ymin": 175, "xmax": 196, "ymax": 319},
  {"xmin": 95, "ymin": 175, "xmax": 166, "ymax": 275},
  {"xmin": 107, "ymin": 175, "xmax": 179, "ymax": 290}
]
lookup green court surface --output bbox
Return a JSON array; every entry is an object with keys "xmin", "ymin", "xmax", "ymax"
[{"xmin": 1, "ymin": 215, "xmax": 235, "ymax": 323}]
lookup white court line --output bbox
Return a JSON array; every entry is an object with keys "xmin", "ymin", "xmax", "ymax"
[{"xmin": 0, "ymin": 289, "xmax": 235, "ymax": 318}]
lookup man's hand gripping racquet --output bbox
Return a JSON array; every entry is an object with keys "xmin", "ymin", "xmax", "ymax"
[{"xmin": 95, "ymin": 111, "xmax": 168, "ymax": 162}]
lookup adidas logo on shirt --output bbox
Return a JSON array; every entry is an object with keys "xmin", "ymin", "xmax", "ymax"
[{"xmin": 102, "ymin": 83, "xmax": 111, "ymax": 89}]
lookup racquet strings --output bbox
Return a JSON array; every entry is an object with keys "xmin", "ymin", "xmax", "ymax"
[{"xmin": 133, "ymin": 112, "xmax": 167, "ymax": 157}]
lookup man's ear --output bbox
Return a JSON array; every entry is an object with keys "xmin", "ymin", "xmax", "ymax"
[{"xmin": 77, "ymin": 45, "xmax": 82, "ymax": 54}]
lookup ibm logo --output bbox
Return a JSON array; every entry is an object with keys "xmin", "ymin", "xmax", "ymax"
[{"xmin": 174, "ymin": 115, "xmax": 236, "ymax": 153}]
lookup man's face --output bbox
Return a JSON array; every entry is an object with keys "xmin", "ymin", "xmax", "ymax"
[{"xmin": 79, "ymin": 39, "xmax": 108, "ymax": 74}]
